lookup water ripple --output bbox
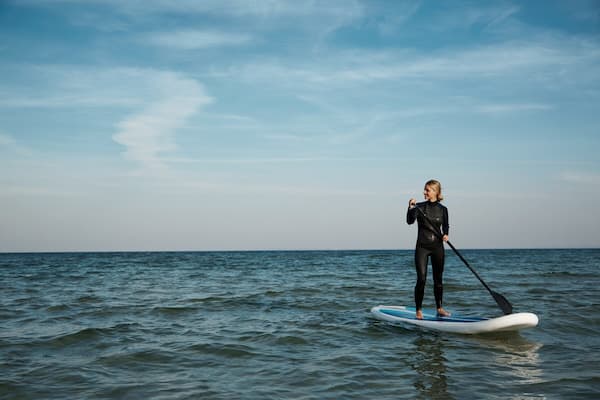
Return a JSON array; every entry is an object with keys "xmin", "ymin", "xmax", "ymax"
[{"xmin": 0, "ymin": 249, "xmax": 599, "ymax": 399}]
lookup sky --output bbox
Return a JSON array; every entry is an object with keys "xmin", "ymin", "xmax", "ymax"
[{"xmin": 1, "ymin": 0, "xmax": 599, "ymax": 252}]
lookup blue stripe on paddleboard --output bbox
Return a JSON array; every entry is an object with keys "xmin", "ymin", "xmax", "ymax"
[{"xmin": 379, "ymin": 308, "xmax": 488, "ymax": 323}]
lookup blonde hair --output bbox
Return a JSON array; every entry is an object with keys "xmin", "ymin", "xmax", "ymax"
[{"xmin": 425, "ymin": 179, "xmax": 444, "ymax": 201}]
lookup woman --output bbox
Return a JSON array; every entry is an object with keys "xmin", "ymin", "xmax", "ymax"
[{"xmin": 407, "ymin": 179, "xmax": 450, "ymax": 319}]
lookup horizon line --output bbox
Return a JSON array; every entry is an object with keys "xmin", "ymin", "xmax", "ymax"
[{"xmin": 1, "ymin": 247, "xmax": 598, "ymax": 255}]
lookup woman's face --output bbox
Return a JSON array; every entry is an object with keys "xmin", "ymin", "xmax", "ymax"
[{"xmin": 423, "ymin": 185, "xmax": 438, "ymax": 202}]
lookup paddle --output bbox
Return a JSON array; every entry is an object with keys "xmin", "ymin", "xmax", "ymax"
[{"xmin": 412, "ymin": 204, "xmax": 513, "ymax": 315}]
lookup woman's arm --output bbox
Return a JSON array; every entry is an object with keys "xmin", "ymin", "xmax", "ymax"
[{"xmin": 407, "ymin": 198, "xmax": 417, "ymax": 225}]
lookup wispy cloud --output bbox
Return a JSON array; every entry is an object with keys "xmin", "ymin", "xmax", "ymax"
[
  {"xmin": 117, "ymin": 0, "xmax": 365, "ymax": 22},
  {"xmin": 0, "ymin": 133, "xmax": 16, "ymax": 147},
  {"xmin": 372, "ymin": 0, "xmax": 422, "ymax": 36},
  {"xmin": 559, "ymin": 171, "xmax": 600, "ymax": 185},
  {"xmin": 224, "ymin": 38, "xmax": 600, "ymax": 87},
  {"xmin": 25, "ymin": 0, "xmax": 365, "ymax": 36},
  {"xmin": 163, "ymin": 155, "xmax": 388, "ymax": 165},
  {"xmin": 57, "ymin": 0, "xmax": 360, "ymax": 18},
  {"xmin": 112, "ymin": 72, "xmax": 212, "ymax": 172},
  {"xmin": 0, "ymin": 64, "xmax": 213, "ymax": 173},
  {"xmin": 0, "ymin": 132, "xmax": 32, "ymax": 156},
  {"xmin": 143, "ymin": 29, "xmax": 254, "ymax": 50},
  {"xmin": 0, "ymin": 95, "xmax": 138, "ymax": 108},
  {"xmin": 431, "ymin": 3, "xmax": 521, "ymax": 32},
  {"xmin": 0, "ymin": 65, "xmax": 153, "ymax": 108},
  {"xmin": 475, "ymin": 103, "xmax": 553, "ymax": 114}
]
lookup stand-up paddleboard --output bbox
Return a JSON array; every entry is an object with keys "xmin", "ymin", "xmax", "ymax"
[{"xmin": 371, "ymin": 305, "xmax": 538, "ymax": 334}]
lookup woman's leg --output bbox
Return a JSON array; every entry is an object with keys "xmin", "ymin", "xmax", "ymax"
[
  {"xmin": 414, "ymin": 246, "xmax": 429, "ymax": 313},
  {"xmin": 431, "ymin": 245, "xmax": 449, "ymax": 316}
]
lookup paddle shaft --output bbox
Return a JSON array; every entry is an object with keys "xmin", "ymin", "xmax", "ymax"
[
  {"xmin": 445, "ymin": 240, "xmax": 492, "ymax": 293},
  {"xmin": 411, "ymin": 204, "xmax": 513, "ymax": 314}
]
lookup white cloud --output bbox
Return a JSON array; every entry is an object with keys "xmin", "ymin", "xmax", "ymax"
[
  {"xmin": 0, "ymin": 132, "xmax": 32, "ymax": 156},
  {"xmin": 0, "ymin": 64, "xmax": 213, "ymax": 172},
  {"xmin": 373, "ymin": 1, "xmax": 421, "ymax": 36},
  {"xmin": 0, "ymin": 95, "xmax": 138, "ymax": 108},
  {"xmin": 475, "ymin": 103, "xmax": 553, "ymax": 114},
  {"xmin": 559, "ymin": 171, "xmax": 600, "ymax": 185},
  {"xmin": 0, "ymin": 133, "xmax": 16, "ymax": 146},
  {"xmin": 433, "ymin": 3, "xmax": 521, "ymax": 32},
  {"xmin": 0, "ymin": 65, "xmax": 155, "ymax": 109},
  {"xmin": 109, "ymin": 0, "xmax": 365, "ymax": 21},
  {"xmin": 223, "ymin": 37, "xmax": 600, "ymax": 87},
  {"xmin": 144, "ymin": 29, "xmax": 253, "ymax": 49},
  {"xmin": 112, "ymin": 72, "xmax": 212, "ymax": 172},
  {"xmin": 22, "ymin": 0, "xmax": 365, "ymax": 35}
]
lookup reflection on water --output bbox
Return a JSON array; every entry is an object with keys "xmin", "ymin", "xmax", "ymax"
[
  {"xmin": 474, "ymin": 333, "xmax": 544, "ymax": 386},
  {"xmin": 411, "ymin": 334, "xmax": 454, "ymax": 400},
  {"xmin": 407, "ymin": 332, "xmax": 543, "ymax": 400}
]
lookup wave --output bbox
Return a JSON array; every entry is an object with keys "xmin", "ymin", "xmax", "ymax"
[
  {"xmin": 98, "ymin": 349, "xmax": 180, "ymax": 367},
  {"xmin": 151, "ymin": 306, "xmax": 199, "ymax": 315},
  {"xmin": 76, "ymin": 295, "xmax": 103, "ymax": 304},
  {"xmin": 39, "ymin": 327, "xmax": 105, "ymax": 347},
  {"xmin": 46, "ymin": 304, "xmax": 71, "ymax": 312},
  {"xmin": 187, "ymin": 342, "xmax": 259, "ymax": 358},
  {"xmin": 1, "ymin": 249, "xmax": 598, "ymax": 399},
  {"xmin": 34, "ymin": 323, "xmax": 140, "ymax": 348}
]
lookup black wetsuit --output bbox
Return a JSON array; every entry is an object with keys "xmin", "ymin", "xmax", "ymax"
[{"xmin": 406, "ymin": 201, "xmax": 449, "ymax": 310}]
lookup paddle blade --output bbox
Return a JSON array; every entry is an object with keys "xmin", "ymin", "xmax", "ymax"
[{"xmin": 492, "ymin": 291, "xmax": 513, "ymax": 315}]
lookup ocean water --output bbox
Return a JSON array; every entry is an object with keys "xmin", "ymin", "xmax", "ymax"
[{"xmin": 1, "ymin": 249, "xmax": 599, "ymax": 399}]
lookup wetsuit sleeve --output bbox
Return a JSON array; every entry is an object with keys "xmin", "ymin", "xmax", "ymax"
[
  {"xmin": 407, "ymin": 206, "xmax": 416, "ymax": 225},
  {"xmin": 442, "ymin": 206, "xmax": 449, "ymax": 236}
]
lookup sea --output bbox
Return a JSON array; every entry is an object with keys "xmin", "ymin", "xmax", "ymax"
[{"xmin": 1, "ymin": 249, "xmax": 599, "ymax": 399}]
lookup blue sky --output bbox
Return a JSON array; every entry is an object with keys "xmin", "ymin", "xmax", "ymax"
[{"xmin": 1, "ymin": 0, "xmax": 599, "ymax": 251}]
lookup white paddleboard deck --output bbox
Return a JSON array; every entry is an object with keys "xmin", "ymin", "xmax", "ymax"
[{"xmin": 371, "ymin": 305, "xmax": 538, "ymax": 334}]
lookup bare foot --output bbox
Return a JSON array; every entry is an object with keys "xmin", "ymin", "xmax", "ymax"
[
  {"xmin": 437, "ymin": 308, "xmax": 451, "ymax": 317},
  {"xmin": 416, "ymin": 309, "xmax": 423, "ymax": 320}
]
